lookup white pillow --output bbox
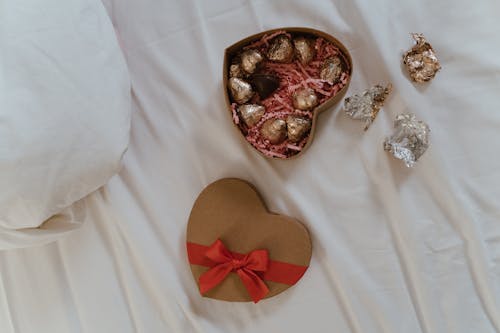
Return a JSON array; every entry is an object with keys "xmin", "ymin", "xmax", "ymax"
[{"xmin": 0, "ymin": 0, "xmax": 131, "ymax": 249}]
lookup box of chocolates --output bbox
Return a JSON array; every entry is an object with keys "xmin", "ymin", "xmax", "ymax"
[{"xmin": 223, "ymin": 27, "xmax": 352, "ymax": 159}]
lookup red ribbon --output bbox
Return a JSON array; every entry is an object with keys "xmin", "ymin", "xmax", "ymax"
[{"xmin": 187, "ymin": 239, "xmax": 308, "ymax": 303}]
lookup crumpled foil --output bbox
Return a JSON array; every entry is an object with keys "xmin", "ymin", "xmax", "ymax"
[
  {"xmin": 344, "ymin": 84, "xmax": 392, "ymax": 130},
  {"xmin": 228, "ymin": 77, "xmax": 254, "ymax": 104},
  {"xmin": 403, "ymin": 33, "xmax": 441, "ymax": 83},
  {"xmin": 238, "ymin": 104, "xmax": 265, "ymax": 127},
  {"xmin": 383, "ymin": 113, "xmax": 430, "ymax": 167},
  {"xmin": 267, "ymin": 35, "xmax": 294, "ymax": 63},
  {"xmin": 293, "ymin": 87, "xmax": 318, "ymax": 111},
  {"xmin": 240, "ymin": 49, "xmax": 264, "ymax": 74}
]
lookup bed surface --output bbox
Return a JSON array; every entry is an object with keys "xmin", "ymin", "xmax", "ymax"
[{"xmin": 1, "ymin": 0, "xmax": 500, "ymax": 332}]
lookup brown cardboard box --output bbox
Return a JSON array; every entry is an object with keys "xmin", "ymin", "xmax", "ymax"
[
  {"xmin": 223, "ymin": 27, "xmax": 353, "ymax": 159},
  {"xmin": 187, "ymin": 178, "xmax": 312, "ymax": 302}
]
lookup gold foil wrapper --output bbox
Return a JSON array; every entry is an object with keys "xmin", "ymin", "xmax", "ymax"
[
  {"xmin": 293, "ymin": 37, "xmax": 315, "ymax": 65},
  {"xmin": 292, "ymin": 87, "xmax": 319, "ymax": 111},
  {"xmin": 320, "ymin": 56, "xmax": 344, "ymax": 84},
  {"xmin": 261, "ymin": 118, "xmax": 287, "ymax": 144},
  {"xmin": 267, "ymin": 35, "xmax": 294, "ymax": 63},
  {"xmin": 344, "ymin": 84, "xmax": 392, "ymax": 130},
  {"xmin": 286, "ymin": 116, "xmax": 312, "ymax": 143},
  {"xmin": 229, "ymin": 63, "xmax": 244, "ymax": 78},
  {"xmin": 384, "ymin": 113, "xmax": 430, "ymax": 167},
  {"xmin": 403, "ymin": 33, "xmax": 441, "ymax": 83},
  {"xmin": 228, "ymin": 77, "xmax": 254, "ymax": 104},
  {"xmin": 238, "ymin": 104, "xmax": 265, "ymax": 127},
  {"xmin": 240, "ymin": 49, "xmax": 264, "ymax": 74}
]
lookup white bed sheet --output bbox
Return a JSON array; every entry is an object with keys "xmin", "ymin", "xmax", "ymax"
[{"xmin": 2, "ymin": 0, "xmax": 500, "ymax": 332}]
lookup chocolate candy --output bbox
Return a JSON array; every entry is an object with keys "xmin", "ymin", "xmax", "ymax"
[
  {"xmin": 320, "ymin": 56, "xmax": 344, "ymax": 84},
  {"xmin": 344, "ymin": 84, "xmax": 392, "ymax": 130},
  {"xmin": 251, "ymin": 74, "xmax": 280, "ymax": 100},
  {"xmin": 286, "ymin": 116, "xmax": 312, "ymax": 143},
  {"xmin": 260, "ymin": 118, "xmax": 287, "ymax": 144},
  {"xmin": 292, "ymin": 88, "xmax": 319, "ymax": 111},
  {"xmin": 229, "ymin": 63, "xmax": 244, "ymax": 78},
  {"xmin": 228, "ymin": 77, "xmax": 254, "ymax": 104},
  {"xmin": 293, "ymin": 37, "xmax": 315, "ymax": 65},
  {"xmin": 403, "ymin": 33, "xmax": 441, "ymax": 83},
  {"xmin": 267, "ymin": 35, "xmax": 294, "ymax": 63},
  {"xmin": 240, "ymin": 49, "xmax": 264, "ymax": 74},
  {"xmin": 238, "ymin": 104, "xmax": 265, "ymax": 127},
  {"xmin": 384, "ymin": 113, "xmax": 430, "ymax": 167}
]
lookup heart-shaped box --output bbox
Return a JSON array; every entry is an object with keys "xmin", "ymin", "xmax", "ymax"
[
  {"xmin": 223, "ymin": 27, "xmax": 353, "ymax": 159},
  {"xmin": 186, "ymin": 178, "xmax": 312, "ymax": 302}
]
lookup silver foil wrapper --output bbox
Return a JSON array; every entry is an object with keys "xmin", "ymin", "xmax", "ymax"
[
  {"xmin": 320, "ymin": 56, "xmax": 344, "ymax": 84},
  {"xmin": 267, "ymin": 35, "xmax": 294, "ymax": 63},
  {"xmin": 384, "ymin": 113, "xmax": 430, "ymax": 167},
  {"xmin": 293, "ymin": 37, "xmax": 315, "ymax": 65},
  {"xmin": 261, "ymin": 118, "xmax": 287, "ymax": 144},
  {"xmin": 293, "ymin": 87, "xmax": 319, "ymax": 111},
  {"xmin": 228, "ymin": 77, "xmax": 254, "ymax": 104},
  {"xmin": 240, "ymin": 49, "xmax": 264, "ymax": 74},
  {"xmin": 403, "ymin": 33, "xmax": 441, "ymax": 83},
  {"xmin": 344, "ymin": 84, "xmax": 392, "ymax": 130},
  {"xmin": 238, "ymin": 104, "xmax": 265, "ymax": 127},
  {"xmin": 286, "ymin": 116, "xmax": 312, "ymax": 143}
]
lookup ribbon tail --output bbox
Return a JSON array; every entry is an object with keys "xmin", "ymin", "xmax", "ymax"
[
  {"xmin": 198, "ymin": 263, "xmax": 233, "ymax": 295},
  {"xmin": 237, "ymin": 269, "xmax": 269, "ymax": 303}
]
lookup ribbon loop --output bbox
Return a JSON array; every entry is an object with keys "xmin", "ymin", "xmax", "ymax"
[{"xmin": 198, "ymin": 239, "xmax": 270, "ymax": 303}]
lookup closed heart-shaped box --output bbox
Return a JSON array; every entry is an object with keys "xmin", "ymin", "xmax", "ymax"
[
  {"xmin": 223, "ymin": 27, "xmax": 353, "ymax": 159},
  {"xmin": 186, "ymin": 178, "xmax": 312, "ymax": 302}
]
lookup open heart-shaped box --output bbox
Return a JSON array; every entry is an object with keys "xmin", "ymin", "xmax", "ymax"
[
  {"xmin": 186, "ymin": 178, "xmax": 312, "ymax": 302},
  {"xmin": 223, "ymin": 27, "xmax": 353, "ymax": 159}
]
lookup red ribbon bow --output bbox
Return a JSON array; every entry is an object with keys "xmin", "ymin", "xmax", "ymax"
[{"xmin": 198, "ymin": 239, "xmax": 270, "ymax": 303}]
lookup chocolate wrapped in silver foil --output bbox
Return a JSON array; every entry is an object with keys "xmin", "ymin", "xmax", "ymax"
[
  {"xmin": 293, "ymin": 87, "xmax": 319, "ymax": 111},
  {"xmin": 261, "ymin": 118, "xmax": 287, "ymax": 144},
  {"xmin": 293, "ymin": 37, "xmax": 315, "ymax": 65},
  {"xmin": 240, "ymin": 49, "xmax": 264, "ymax": 74},
  {"xmin": 403, "ymin": 33, "xmax": 441, "ymax": 83},
  {"xmin": 344, "ymin": 84, "xmax": 392, "ymax": 130},
  {"xmin": 286, "ymin": 116, "xmax": 311, "ymax": 143},
  {"xmin": 384, "ymin": 113, "xmax": 430, "ymax": 167},
  {"xmin": 228, "ymin": 77, "xmax": 254, "ymax": 104},
  {"xmin": 320, "ymin": 56, "xmax": 344, "ymax": 84},
  {"xmin": 267, "ymin": 35, "xmax": 294, "ymax": 63},
  {"xmin": 238, "ymin": 104, "xmax": 265, "ymax": 127}
]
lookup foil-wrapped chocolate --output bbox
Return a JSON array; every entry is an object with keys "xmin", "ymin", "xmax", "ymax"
[
  {"xmin": 286, "ymin": 116, "xmax": 312, "ymax": 143},
  {"xmin": 229, "ymin": 63, "xmax": 244, "ymax": 78},
  {"xmin": 293, "ymin": 88, "xmax": 319, "ymax": 111},
  {"xmin": 293, "ymin": 37, "xmax": 315, "ymax": 65},
  {"xmin": 238, "ymin": 104, "xmax": 265, "ymax": 127},
  {"xmin": 240, "ymin": 49, "xmax": 264, "ymax": 74},
  {"xmin": 344, "ymin": 84, "xmax": 392, "ymax": 130},
  {"xmin": 260, "ymin": 118, "xmax": 287, "ymax": 144},
  {"xmin": 228, "ymin": 77, "xmax": 254, "ymax": 104},
  {"xmin": 384, "ymin": 113, "xmax": 430, "ymax": 167},
  {"xmin": 251, "ymin": 74, "xmax": 280, "ymax": 100},
  {"xmin": 403, "ymin": 33, "xmax": 441, "ymax": 83},
  {"xmin": 320, "ymin": 56, "xmax": 344, "ymax": 84},
  {"xmin": 267, "ymin": 35, "xmax": 294, "ymax": 63}
]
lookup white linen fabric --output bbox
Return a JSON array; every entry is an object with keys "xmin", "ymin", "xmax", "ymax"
[
  {"xmin": 0, "ymin": 0, "xmax": 130, "ymax": 248},
  {"xmin": 1, "ymin": 0, "xmax": 500, "ymax": 332}
]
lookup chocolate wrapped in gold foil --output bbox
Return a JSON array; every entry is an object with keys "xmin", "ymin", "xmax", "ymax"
[
  {"xmin": 403, "ymin": 33, "xmax": 441, "ymax": 83},
  {"xmin": 240, "ymin": 49, "xmax": 264, "ymax": 74},
  {"xmin": 229, "ymin": 63, "xmax": 244, "ymax": 78},
  {"xmin": 320, "ymin": 56, "xmax": 344, "ymax": 84},
  {"xmin": 261, "ymin": 118, "xmax": 287, "ymax": 144},
  {"xmin": 238, "ymin": 104, "xmax": 265, "ymax": 127},
  {"xmin": 286, "ymin": 116, "xmax": 312, "ymax": 143},
  {"xmin": 292, "ymin": 88, "xmax": 319, "ymax": 111},
  {"xmin": 267, "ymin": 35, "xmax": 294, "ymax": 63},
  {"xmin": 384, "ymin": 113, "xmax": 430, "ymax": 167},
  {"xmin": 293, "ymin": 37, "xmax": 315, "ymax": 65},
  {"xmin": 228, "ymin": 77, "xmax": 254, "ymax": 104},
  {"xmin": 344, "ymin": 84, "xmax": 392, "ymax": 130}
]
